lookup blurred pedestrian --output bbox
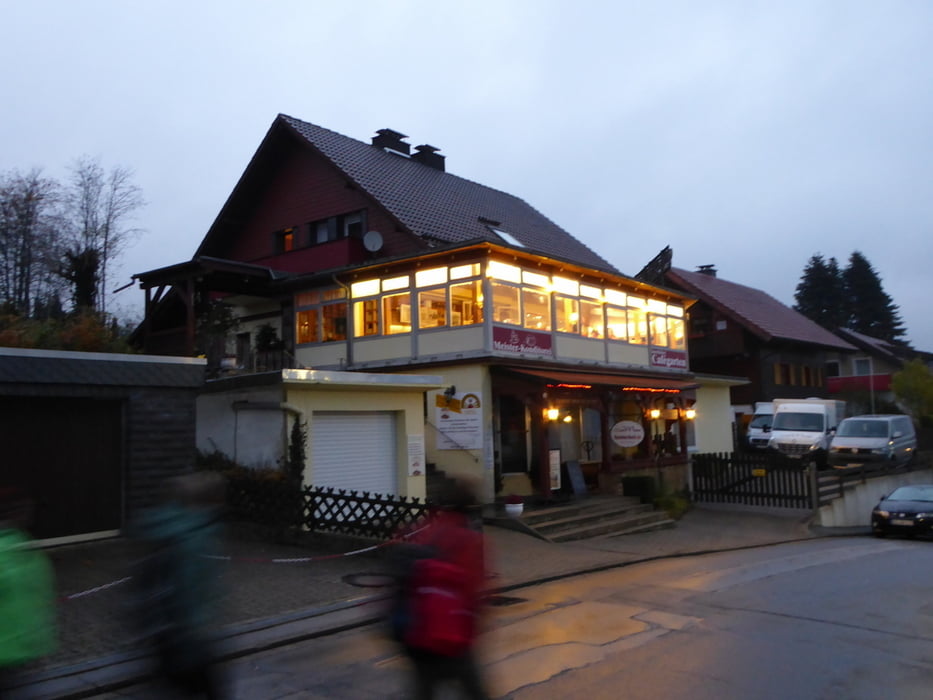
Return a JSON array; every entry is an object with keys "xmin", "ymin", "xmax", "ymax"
[
  {"xmin": 131, "ymin": 471, "xmax": 228, "ymax": 699},
  {"xmin": 0, "ymin": 488, "xmax": 56, "ymax": 697},
  {"xmin": 389, "ymin": 477, "xmax": 490, "ymax": 700}
]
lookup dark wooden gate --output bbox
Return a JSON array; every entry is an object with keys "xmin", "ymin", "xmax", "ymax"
[
  {"xmin": 691, "ymin": 452, "xmax": 813, "ymax": 509},
  {"xmin": 1, "ymin": 396, "xmax": 123, "ymax": 539}
]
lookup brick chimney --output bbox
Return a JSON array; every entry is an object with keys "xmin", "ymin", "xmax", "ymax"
[
  {"xmin": 411, "ymin": 144, "xmax": 446, "ymax": 172},
  {"xmin": 372, "ymin": 128, "xmax": 410, "ymax": 156},
  {"xmin": 696, "ymin": 264, "xmax": 717, "ymax": 277}
]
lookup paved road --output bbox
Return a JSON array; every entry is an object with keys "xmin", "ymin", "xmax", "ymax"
[{"xmin": 86, "ymin": 534, "xmax": 933, "ymax": 699}]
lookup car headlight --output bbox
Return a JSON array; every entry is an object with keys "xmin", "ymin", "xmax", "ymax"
[
  {"xmin": 873, "ymin": 509, "xmax": 890, "ymax": 518},
  {"xmin": 808, "ymin": 442, "xmax": 821, "ymax": 451}
]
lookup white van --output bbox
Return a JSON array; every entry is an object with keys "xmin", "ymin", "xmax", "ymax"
[
  {"xmin": 746, "ymin": 402, "xmax": 774, "ymax": 450},
  {"xmin": 827, "ymin": 414, "xmax": 917, "ymax": 468}
]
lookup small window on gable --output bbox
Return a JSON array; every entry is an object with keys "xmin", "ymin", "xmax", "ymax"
[{"xmin": 275, "ymin": 227, "xmax": 295, "ymax": 254}]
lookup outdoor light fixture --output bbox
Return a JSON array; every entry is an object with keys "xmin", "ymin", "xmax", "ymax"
[
  {"xmin": 546, "ymin": 407, "xmax": 560, "ymax": 421},
  {"xmin": 562, "ymin": 413, "xmax": 573, "ymax": 423},
  {"xmin": 685, "ymin": 408, "xmax": 697, "ymax": 420},
  {"xmin": 649, "ymin": 408, "xmax": 661, "ymax": 420}
]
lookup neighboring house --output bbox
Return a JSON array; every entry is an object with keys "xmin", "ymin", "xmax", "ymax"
[
  {"xmin": 637, "ymin": 247, "xmax": 856, "ymax": 442},
  {"xmin": 827, "ymin": 327, "xmax": 933, "ymax": 414},
  {"xmin": 0, "ymin": 347, "xmax": 205, "ymax": 542},
  {"xmin": 133, "ymin": 115, "xmax": 705, "ymax": 502}
]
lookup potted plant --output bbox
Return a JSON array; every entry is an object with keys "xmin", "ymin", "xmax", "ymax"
[{"xmin": 504, "ymin": 493, "xmax": 524, "ymax": 518}]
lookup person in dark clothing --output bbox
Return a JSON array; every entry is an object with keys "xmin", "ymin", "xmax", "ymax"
[{"xmin": 131, "ymin": 472, "xmax": 228, "ymax": 699}]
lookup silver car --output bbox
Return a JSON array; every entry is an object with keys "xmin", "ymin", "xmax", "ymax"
[{"xmin": 828, "ymin": 414, "xmax": 917, "ymax": 468}]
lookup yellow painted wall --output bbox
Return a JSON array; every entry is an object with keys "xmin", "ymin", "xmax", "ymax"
[{"xmin": 284, "ymin": 386, "xmax": 429, "ymax": 501}]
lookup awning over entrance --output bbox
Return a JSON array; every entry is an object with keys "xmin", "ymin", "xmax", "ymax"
[{"xmin": 498, "ymin": 366, "xmax": 699, "ymax": 392}]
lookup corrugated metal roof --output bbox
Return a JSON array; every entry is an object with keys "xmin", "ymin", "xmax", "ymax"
[
  {"xmin": 668, "ymin": 267, "xmax": 856, "ymax": 350},
  {"xmin": 279, "ymin": 115, "xmax": 620, "ymax": 275}
]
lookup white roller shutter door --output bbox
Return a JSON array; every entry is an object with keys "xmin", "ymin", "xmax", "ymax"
[{"xmin": 311, "ymin": 411, "xmax": 398, "ymax": 495}]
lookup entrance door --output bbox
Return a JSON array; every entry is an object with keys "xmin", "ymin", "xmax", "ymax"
[{"xmin": 497, "ymin": 395, "xmax": 529, "ymax": 473}]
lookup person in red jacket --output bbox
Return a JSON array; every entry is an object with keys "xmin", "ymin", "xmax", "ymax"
[{"xmin": 391, "ymin": 477, "xmax": 490, "ymax": 700}]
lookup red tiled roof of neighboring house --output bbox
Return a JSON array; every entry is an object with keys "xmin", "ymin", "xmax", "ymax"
[
  {"xmin": 668, "ymin": 267, "xmax": 856, "ymax": 350},
  {"xmin": 279, "ymin": 114, "xmax": 619, "ymax": 274}
]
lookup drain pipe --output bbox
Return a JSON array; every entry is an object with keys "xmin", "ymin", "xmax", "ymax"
[{"xmin": 332, "ymin": 273, "xmax": 353, "ymax": 369}]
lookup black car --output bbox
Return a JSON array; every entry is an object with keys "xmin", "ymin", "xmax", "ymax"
[{"xmin": 871, "ymin": 484, "xmax": 933, "ymax": 537}]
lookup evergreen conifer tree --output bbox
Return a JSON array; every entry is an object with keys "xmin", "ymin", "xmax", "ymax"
[
  {"xmin": 842, "ymin": 251, "xmax": 906, "ymax": 343},
  {"xmin": 794, "ymin": 254, "xmax": 847, "ymax": 329}
]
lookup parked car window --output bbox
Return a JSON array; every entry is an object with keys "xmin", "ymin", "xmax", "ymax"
[{"xmin": 888, "ymin": 486, "xmax": 933, "ymax": 502}]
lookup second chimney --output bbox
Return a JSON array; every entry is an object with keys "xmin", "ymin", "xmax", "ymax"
[
  {"xmin": 411, "ymin": 144, "xmax": 445, "ymax": 171},
  {"xmin": 696, "ymin": 264, "xmax": 717, "ymax": 277}
]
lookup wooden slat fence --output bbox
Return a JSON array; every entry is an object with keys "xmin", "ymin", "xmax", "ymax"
[{"xmin": 691, "ymin": 452, "xmax": 813, "ymax": 508}]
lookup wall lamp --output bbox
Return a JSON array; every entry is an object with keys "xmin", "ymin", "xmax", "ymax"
[
  {"xmin": 648, "ymin": 408, "xmax": 661, "ymax": 420},
  {"xmin": 546, "ymin": 407, "xmax": 560, "ymax": 421},
  {"xmin": 685, "ymin": 408, "xmax": 697, "ymax": 420}
]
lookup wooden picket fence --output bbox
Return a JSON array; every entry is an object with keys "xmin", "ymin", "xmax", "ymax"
[{"xmin": 691, "ymin": 451, "xmax": 813, "ymax": 509}]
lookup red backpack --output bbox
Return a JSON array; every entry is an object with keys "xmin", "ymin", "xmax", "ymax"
[{"xmin": 404, "ymin": 556, "xmax": 475, "ymax": 656}]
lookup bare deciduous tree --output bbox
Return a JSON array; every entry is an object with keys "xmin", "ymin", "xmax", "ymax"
[
  {"xmin": 0, "ymin": 169, "xmax": 62, "ymax": 315},
  {"xmin": 63, "ymin": 156, "xmax": 145, "ymax": 313}
]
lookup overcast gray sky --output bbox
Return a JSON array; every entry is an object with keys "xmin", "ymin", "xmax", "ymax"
[{"xmin": 4, "ymin": 1, "xmax": 932, "ymax": 349}]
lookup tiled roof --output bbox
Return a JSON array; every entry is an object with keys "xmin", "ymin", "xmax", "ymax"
[
  {"xmin": 279, "ymin": 115, "xmax": 619, "ymax": 274},
  {"xmin": 0, "ymin": 349, "xmax": 206, "ymax": 388},
  {"xmin": 834, "ymin": 327, "xmax": 907, "ymax": 362},
  {"xmin": 668, "ymin": 267, "xmax": 856, "ymax": 350}
]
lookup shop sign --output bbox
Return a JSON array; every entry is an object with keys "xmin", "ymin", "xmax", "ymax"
[
  {"xmin": 610, "ymin": 420, "xmax": 645, "ymax": 448},
  {"xmin": 492, "ymin": 327, "xmax": 553, "ymax": 356},
  {"xmin": 650, "ymin": 348, "xmax": 688, "ymax": 370}
]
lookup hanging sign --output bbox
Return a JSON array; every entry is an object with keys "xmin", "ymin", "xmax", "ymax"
[{"xmin": 610, "ymin": 420, "xmax": 645, "ymax": 448}]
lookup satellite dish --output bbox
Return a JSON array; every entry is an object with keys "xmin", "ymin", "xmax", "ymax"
[{"xmin": 363, "ymin": 230, "xmax": 384, "ymax": 252}]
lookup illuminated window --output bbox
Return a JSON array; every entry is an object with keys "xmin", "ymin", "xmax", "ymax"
[
  {"xmin": 419, "ymin": 288, "xmax": 447, "ymax": 328},
  {"xmin": 296, "ymin": 291, "xmax": 318, "ymax": 306},
  {"xmin": 604, "ymin": 289, "xmax": 626, "ymax": 306},
  {"xmin": 650, "ymin": 315, "xmax": 668, "ymax": 348},
  {"xmin": 450, "ymin": 263, "xmax": 480, "ymax": 279},
  {"xmin": 383, "ymin": 293, "xmax": 412, "ymax": 334},
  {"xmin": 450, "ymin": 280, "xmax": 483, "ymax": 326},
  {"xmin": 322, "ymin": 302, "xmax": 347, "ymax": 341},
  {"xmin": 627, "ymin": 304, "xmax": 648, "ymax": 345},
  {"xmin": 522, "ymin": 270, "xmax": 549, "ymax": 289},
  {"xmin": 491, "ymin": 281, "xmax": 521, "ymax": 325},
  {"xmin": 522, "ymin": 289, "xmax": 550, "ymax": 330},
  {"xmin": 415, "ymin": 267, "xmax": 447, "ymax": 287},
  {"xmin": 668, "ymin": 316, "xmax": 685, "ymax": 350},
  {"xmin": 606, "ymin": 305, "xmax": 627, "ymax": 340},
  {"xmin": 552, "ymin": 276, "xmax": 579, "ymax": 296},
  {"xmin": 351, "ymin": 279, "xmax": 379, "ymax": 298},
  {"xmin": 296, "ymin": 309, "xmax": 318, "ymax": 344},
  {"xmin": 580, "ymin": 284, "xmax": 602, "ymax": 300},
  {"xmin": 581, "ymin": 300, "xmax": 604, "ymax": 338},
  {"xmin": 354, "ymin": 299, "xmax": 379, "ymax": 337},
  {"xmin": 555, "ymin": 296, "xmax": 579, "ymax": 333},
  {"xmin": 275, "ymin": 227, "xmax": 295, "ymax": 254},
  {"xmin": 487, "ymin": 260, "xmax": 521, "ymax": 283},
  {"xmin": 382, "ymin": 275, "xmax": 409, "ymax": 292}
]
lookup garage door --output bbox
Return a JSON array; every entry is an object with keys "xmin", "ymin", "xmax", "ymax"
[{"xmin": 311, "ymin": 411, "xmax": 397, "ymax": 495}]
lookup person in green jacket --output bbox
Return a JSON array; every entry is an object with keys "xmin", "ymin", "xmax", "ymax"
[{"xmin": 0, "ymin": 488, "xmax": 57, "ymax": 695}]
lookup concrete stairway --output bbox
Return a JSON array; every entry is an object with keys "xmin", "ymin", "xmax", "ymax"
[{"xmin": 488, "ymin": 496, "xmax": 676, "ymax": 542}]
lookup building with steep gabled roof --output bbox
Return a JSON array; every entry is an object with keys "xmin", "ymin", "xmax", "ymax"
[
  {"xmin": 637, "ymin": 247, "xmax": 856, "ymax": 438},
  {"xmin": 133, "ymin": 116, "xmax": 704, "ymax": 505}
]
